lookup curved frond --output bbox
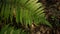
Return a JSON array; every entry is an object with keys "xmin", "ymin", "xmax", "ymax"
[{"xmin": 0, "ymin": 0, "xmax": 52, "ymax": 27}]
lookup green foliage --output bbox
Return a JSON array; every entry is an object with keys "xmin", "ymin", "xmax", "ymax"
[
  {"xmin": 0, "ymin": 0, "xmax": 52, "ymax": 27},
  {"xmin": 0, "ymin": 0, "xmax": 53, "ymax": 34},
  {"xmin": 0, "ymin": 25, "xmax": 28, "ymax": 34}
]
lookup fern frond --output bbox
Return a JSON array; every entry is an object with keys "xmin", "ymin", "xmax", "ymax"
[
  {"xmin": 0, "ymin": 0, "xmax": 52, "ymax": 27},
  {"xmin": 0, "ymin": 25, "xmax": 27, "ymax": 34}
]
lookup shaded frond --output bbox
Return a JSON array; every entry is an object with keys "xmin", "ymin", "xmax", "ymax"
[{"xmin": 0, "ymin": 25, "xmax": 28, "ymax": 34}]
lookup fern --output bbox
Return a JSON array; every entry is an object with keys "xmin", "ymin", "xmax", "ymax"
[
  {"xmin": 0, "ymin": 25, "xmax": 28, "ymax": 34},
  {"xmin": 0, "ymin": 0, "xmax": 52, "ymax": 27}
]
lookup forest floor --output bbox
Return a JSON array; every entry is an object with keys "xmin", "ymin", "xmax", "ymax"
[{"xmin": 31, "ymin": 24, "xmax": 60, "ymax": 34}]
